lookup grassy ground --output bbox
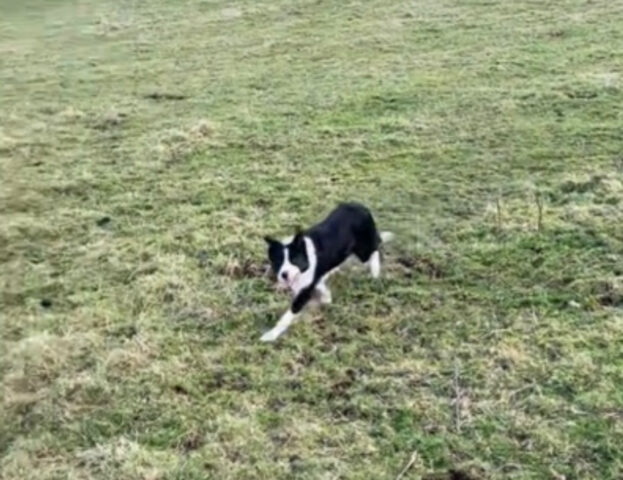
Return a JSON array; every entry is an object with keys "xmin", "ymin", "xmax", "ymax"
[{"xmin": 1, "ymin": 0, "xmax": 622, "ymax": 478}]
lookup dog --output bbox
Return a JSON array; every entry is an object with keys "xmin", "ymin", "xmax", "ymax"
[{"xmin": 261, "ymin": 202, "xmax": 393, "ymax": 342}]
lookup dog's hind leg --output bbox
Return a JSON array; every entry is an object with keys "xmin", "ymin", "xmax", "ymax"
[
  {"xmin": 315, "ymin": 280, "xmax": 332, "ymax": 304},
  {"xmin": 367, "ymin": 250, "xmax": 381, "ymax": 278}
]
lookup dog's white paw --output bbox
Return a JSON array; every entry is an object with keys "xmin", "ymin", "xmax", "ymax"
[{"xmin": 260, "ymin": 329, "xmax": 280, "ymax": 342}]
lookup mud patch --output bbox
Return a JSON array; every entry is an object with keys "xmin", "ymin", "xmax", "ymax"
[
  {"xmin": 217, "ymin": 258, "xmax": 270, "ymax": 279},
  {"xmin": 395, "ymin": 255, "xmax": 445, "ymax": 279},
  {"xmin": 96, "ymin": 216, "xmax": 111, "ymax": 227},
  {"xmin": 180, "ymin": 431, "xmax": 203, "ymax": 452},
  {"xmin": 144, "ymin": 92, "xmax": 188, "ymax": 101},
  {"xmin": 424, "ymin": 469, "xmax": 479, "ymax": 480},
  {"xmin": 108, "ymin": 324, "xmax": 137, "ymax": 339},
  {"xmin": 328, "ymin": 369, "xmax": 357, "ymax": 400},
  {"xmin": 172, "ymin": 384, "xmax": 189, "ymax": 395},
  {"xmin": 91, "ymin": 110, "xmax": 127, "ymax": 130},
  {"xmin": 560, "ymin": 175, "xmax": 602, "ymax": 194},
  {"xmin": 203, "ymin": 369, "xmax": 250, "ymax": 392},
  {"xmin": 40, "ymin": 298, "xmax": 53, "ymax": 308},
  {"xmin": 593, "ymin": 280, "xmax": 622, "ymax": 307}
]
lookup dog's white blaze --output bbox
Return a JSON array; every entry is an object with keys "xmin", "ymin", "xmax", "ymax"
[
  {"xmin": 289, "ymin": 236, "xmax": 317, "ymax": 295},
  {"xmin": 277, "ymin": 247, "xmax": 300, "ymax": 289},
  {"xmin": 368, "ymin": 250, "xmax": 381, "ymax": 278}
]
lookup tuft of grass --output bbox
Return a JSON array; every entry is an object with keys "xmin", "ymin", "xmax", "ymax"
[{"xmin": 1, "ymin": 0, "xmax": 622, "ymax": 478}]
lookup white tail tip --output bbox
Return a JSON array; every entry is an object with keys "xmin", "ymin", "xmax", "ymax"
[{"xmin": 380, "ymin": 231, "xmax": 395, "ymax": 243}]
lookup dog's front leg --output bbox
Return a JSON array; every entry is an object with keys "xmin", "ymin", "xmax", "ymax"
[
  {"xmin": 260, "ymin": 309, "xmax": 296, "ymax": 342},
  {"xmin": 261, "ymin": 286, "xmax": 314, "ymax": 342}
]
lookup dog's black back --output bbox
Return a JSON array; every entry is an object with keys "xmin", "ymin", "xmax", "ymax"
[{"xmin": 306, "ymin": 202, "xmax": 381, "ymax": 280}]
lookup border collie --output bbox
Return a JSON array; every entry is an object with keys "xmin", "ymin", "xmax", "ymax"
[{"xmin": 261, "ymin": 202, "xmax": 393, "ymax": 342}]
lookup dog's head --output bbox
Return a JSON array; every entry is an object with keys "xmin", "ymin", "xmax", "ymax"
[{"xmin": 264, "ymin": 232, "xmax": 310, "ymax": 290}]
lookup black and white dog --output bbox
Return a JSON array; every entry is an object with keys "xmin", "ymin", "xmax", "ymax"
[{"xmin": 262, "ymin": 202, "xmax": 393, "ymax": 342}]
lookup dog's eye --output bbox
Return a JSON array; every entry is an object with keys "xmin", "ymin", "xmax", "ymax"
[{"xmin": 290, "ymin": 251, "xmax": 308, "ymax": 270}]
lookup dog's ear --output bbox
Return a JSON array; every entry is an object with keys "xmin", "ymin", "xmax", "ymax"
[
  {"xmin": 292, "ymin": 228, "xmax": 305, "ymax": 247},
  {"xmin": 264, "ymin": 236, "xmax": 278, "ymax": 246}
]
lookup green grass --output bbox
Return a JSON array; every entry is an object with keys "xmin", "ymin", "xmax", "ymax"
[{"xmin": 1, "ymin": 0, "xmax": 622, "ymax": 478}]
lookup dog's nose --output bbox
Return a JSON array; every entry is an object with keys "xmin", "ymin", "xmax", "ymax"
[{"xmin": 281, "ymin": 272, "xmax": 289, "ymax": 281}]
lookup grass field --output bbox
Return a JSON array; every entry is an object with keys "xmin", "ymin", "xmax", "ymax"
[{"xmin": 1, "ymin": 0, "xmax": 622, "ymax": 478}]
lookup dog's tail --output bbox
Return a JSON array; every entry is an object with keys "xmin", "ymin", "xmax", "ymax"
[{"xmin": 380, "ymin": 231, "xmax": 395, "ymax": 243}]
